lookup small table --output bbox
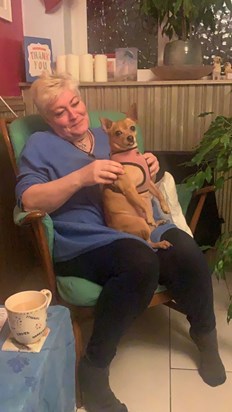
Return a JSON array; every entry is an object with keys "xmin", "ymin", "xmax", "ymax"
[{"xmin": 0, "ymin": 305, "xmax": 76, "ymax": 412}]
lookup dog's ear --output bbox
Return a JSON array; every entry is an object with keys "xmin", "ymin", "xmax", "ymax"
[
  {"xmin": 100, "ymin": 117, "xmax": 113, "ymax": 132},
  {"xmin": 126, "ymin": 103, "xmax": 138, "ymax": 122}
]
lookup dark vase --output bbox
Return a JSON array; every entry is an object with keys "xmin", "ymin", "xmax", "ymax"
[{"xmin": 163, "ymin": 39, "xmax": 203, "ymax": 65}]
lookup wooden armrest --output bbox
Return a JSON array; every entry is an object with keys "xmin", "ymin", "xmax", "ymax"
[
  {"xmin": 14, "ymin": 209, "xmax": 47, "ymax": 226},
  {"xmin": 194, "ymin": 185, "xmax": 215, "ymax": 197},
  {"xmin": 14, "ymin": 208, "xmax": 57, "ymax": 296}
]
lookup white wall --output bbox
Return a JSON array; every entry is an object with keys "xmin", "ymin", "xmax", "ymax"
[
  {"xmin": 22, "ymin": 0, "xmax": 88, "ymax": 61},
  {"xmin": 70, "ymin": 0, "xmax": 88, "ymax": 55}
]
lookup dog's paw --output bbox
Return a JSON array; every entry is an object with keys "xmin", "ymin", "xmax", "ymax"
[
  {"xmin": 157, "ymin": 240, "xmax": 173, "ymax": 249},
  {"xmin": 160, "ymin": 201, "xmax": 171, "ymax": 214},
  {"xmin": 147, "ymin": 217, "xmax": 157, "ymax": 227},
  {"xmin": 156, "ymin": 219, "xmax": 167, "ymax": 226}
]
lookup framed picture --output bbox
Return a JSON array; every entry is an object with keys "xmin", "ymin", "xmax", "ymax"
[
  {"xmin": 0, "ymin": 0, "xmax": 12, "ymax": 22},
  {"xmin": 115, "ymin": 48, "xmax": 138, "ymax": 81},
  {"xmin": 24, "ymin": 36, "xmax": 53, "ymax": 83},
  {"xmin": 107, "ymin": 58, "xmax": 116, "ymax": 81}
]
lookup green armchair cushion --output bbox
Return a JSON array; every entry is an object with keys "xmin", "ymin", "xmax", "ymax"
[
  {"xmin": 56, "ymin": 276, "xmax": 103, "ymax": 306},
  {"xmin": 9, "ymin": 115, "xmax": 52, "ymax": 164},
  {"xmin": 176, "ymin": 183, "xmax": 194, "ymax": 216}
]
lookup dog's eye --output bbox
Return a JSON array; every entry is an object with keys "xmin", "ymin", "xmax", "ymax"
[
  {"xmin": 130, "ymin": 126, "xmax": 136, "ymax": 131},
  {"xmin": 115, "ymin": 130, "xmax": 122, "ymax": 136}
]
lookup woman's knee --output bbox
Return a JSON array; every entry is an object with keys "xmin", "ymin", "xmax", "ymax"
[
  {"xmin": 159, "ymin": 228, "xmax": 211, "ymax": 283},
  {"xmin": 161, "ymin": 228, "xmax": 204, "ymax": 261},
  {"xmin": 114, "ymin": 239, "xmax": 160, "ymax": 288}
]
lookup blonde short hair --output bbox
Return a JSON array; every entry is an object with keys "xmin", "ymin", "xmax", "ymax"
[{"xmin": 30, "ymin": 72, "xmax": 80, "ymax": 118}]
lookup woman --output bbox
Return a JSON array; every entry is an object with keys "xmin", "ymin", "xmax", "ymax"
[{"xmin": 16, "ymin": 73, "xmax": 226, "ymax": 412}]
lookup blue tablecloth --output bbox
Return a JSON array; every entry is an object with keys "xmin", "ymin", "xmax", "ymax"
[{"xmin": 0, "ymin": 305, "xmax": 76, "ymax": 412}]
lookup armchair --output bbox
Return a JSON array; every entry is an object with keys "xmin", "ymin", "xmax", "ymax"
[{"xmin": 0, "ymin": 112, "xmax": 215, "ymax": 407}]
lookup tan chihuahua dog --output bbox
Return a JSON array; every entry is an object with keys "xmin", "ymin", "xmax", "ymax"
[{"xmin": 100, "ymin": 104, "xmax": 171, "ymax": 249}]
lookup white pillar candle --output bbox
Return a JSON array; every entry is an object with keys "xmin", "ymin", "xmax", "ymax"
[
  {"xmin": 94, "ymin": 54, "xmax": 108, "ymax": 82},
  {"xmin": 66, "ymin": 54, "xmax": 79, "ymax": 81},
  {"xmin": 56, "ymin": 55, "xmax": 66, "ymax": 74},
  {"xmin": 79, "ymin": 54, "xmax": 94, "ymax": 82}
]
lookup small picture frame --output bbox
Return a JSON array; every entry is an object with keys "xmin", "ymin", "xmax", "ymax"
[
  {"xmin": 107, "ymin": 58, "xmax": 116, "ymax": 81},
  {"xmin": 24, "ymin": 36, "xmax": 53, "ymax": 83}
]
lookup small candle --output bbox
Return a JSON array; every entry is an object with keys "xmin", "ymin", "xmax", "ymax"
[
  {"xmin": 66, "ymin": 54, "xmax": 79, "ymax": 81},
  {"xmin": 94, "ymin": 54, "xmax": 107, "ymax": 82}
]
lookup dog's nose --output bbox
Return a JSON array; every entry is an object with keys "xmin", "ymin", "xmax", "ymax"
[{"xmin": 127, "ymin": 135, "xmax": 134, "ymax": 143}]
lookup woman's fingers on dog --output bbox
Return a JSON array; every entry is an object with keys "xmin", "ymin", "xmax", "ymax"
[
  {"xmin": 82, "ymin": 160, "xmax": 124, "ymax": 186},
  {"xmin": 98, "ymin": 161, "xmax": 124, "ymax": 183},
  {"xmin": 143, "ymin": 152, "xmax": 160, "ymax": 176},
  {"xmin": 92, "ymin": 160, "xmax": 124, "ymax": 178},
  {"xmin": 100, "ymin": 171, "xmax": 120, "ymax": 182},
  {"xmin": 101, "ymin": 160, "xmax": 125, "ymax": 174}
]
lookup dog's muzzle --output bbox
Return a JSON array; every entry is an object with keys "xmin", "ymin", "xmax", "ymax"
[{"xmin": 127, "ymin": 135, "xmax": 134, "ymax": 144}]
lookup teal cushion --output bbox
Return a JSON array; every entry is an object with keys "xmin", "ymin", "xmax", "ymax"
[
  {"xmin": 56, "ymin": 276, "xmax": 167, "ymax": 307},
  {"xmin": 57, "ymin": 276, "xmax": 103, "ymax": 306},
  {"xmin": 9, "ymin": 115, "xmax": 52, "ymax": 163},
  {"xmin": 176, "ymin": 183, "xmax": 193, "ymax": 215}
]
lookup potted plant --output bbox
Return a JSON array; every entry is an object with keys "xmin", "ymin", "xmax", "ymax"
[
  {"xmin": 140, "ymin": 1, "xmax": 232, "ymax": 65},
  {"xmin": 185, "ymin": 112, "xmax": 232, "ymax": 321}
]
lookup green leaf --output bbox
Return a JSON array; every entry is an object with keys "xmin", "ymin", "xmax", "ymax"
[
  {"xmin": 192, "ymin": 138, "xmax": 219, "ymax": 165},
  {"xmin": 220, "ymin": 134, "xmax": 231, "ymax": 148},
  {"xmin": 174, "ymin": 0, "xmax": 183, "ymax": 14},
  {"xmin": 200, "ymin": 245, "xmax": 212, "ymax": 251},
  {"xmin": 195, "ymin": 171, "xmax": 206, "ymax": 189},
  {"xmin": 227, "ymin": 301, "xmax": 232, "ymax": 324},
  {"xmin": 215, "ymin": 176, "xmax": 224, "ymax": 189},
  {"xmin": 205, "ymin": 165, "xmax": 212, "ymax": 183},
  {"xmin": 198, "ymin": 111, "xmax": 214, "ymax": 118},
  {"xmin": 216, "ymin": 156, "xmax": 228, "ymax": 172},
  {"xmin": 225, "ymin": 0, "xmax": 232, "ymax": 12},
  {"xmin": 228, "ymin": 154, "xmax": 232, "ymax": 168}
]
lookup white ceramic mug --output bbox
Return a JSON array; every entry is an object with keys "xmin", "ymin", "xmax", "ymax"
[{"xmin": 4, "ymin": 289, "xmax": 52, "ymax": 345}]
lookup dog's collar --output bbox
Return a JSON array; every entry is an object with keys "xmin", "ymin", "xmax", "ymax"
[{"xmin": 110, "ymin": 145, "xmax": 138, "ymax": 156}]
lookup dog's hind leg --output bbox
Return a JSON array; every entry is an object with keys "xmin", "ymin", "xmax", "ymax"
[{"xmin": 148, "ymin": 180, "xmax": 170, "ymax": 214}]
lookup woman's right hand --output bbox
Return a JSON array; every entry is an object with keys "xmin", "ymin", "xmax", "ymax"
[{"xmin": 78, "ymin": 159, "xmax": 125, "ymax": 187}]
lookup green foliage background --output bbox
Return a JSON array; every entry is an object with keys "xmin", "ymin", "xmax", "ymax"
[
  {"xmin": 185, "ymin": 112, "xmax": 232, "ymax": 322},
  {"xmin": 140, "ymin": 1, "xmax": 232, "ymax": 40}
]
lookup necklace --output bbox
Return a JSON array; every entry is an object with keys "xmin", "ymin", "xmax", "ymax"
[{"xmin": 74, "ymin": 130, "xmax": 95, "ymax": 157}]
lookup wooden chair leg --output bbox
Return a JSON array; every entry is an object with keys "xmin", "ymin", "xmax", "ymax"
[{"xmin": 72, "ymin": 318, "xmax": 85, "ymax": 408}]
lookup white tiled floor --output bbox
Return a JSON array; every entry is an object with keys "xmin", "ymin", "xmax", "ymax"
[{"xmin": 78, "ymin": 274, "xmax": 232, "ymax": 412}]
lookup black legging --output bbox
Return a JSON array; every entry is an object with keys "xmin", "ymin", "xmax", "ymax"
[
  {"xmin": 54, "ymin": 228, "xmax": 216, "ymax": 368},
  {"xmin": 158, "ymin": 228, "xmax": 215, "ymax": 334}
]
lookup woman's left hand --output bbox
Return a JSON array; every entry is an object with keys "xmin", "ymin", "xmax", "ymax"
[{"xmin": 143, "ymin": 152, "xmax": 160, "ymax": 178}]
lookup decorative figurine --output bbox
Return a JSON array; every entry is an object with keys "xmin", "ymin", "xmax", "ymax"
[
  {"xmin": 212, "ymin": 56, "xmax": 222, "ymax": 80},
  {"xmin": 224, "ymin": 62, "xmax": 232, "ymax": 80}
]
